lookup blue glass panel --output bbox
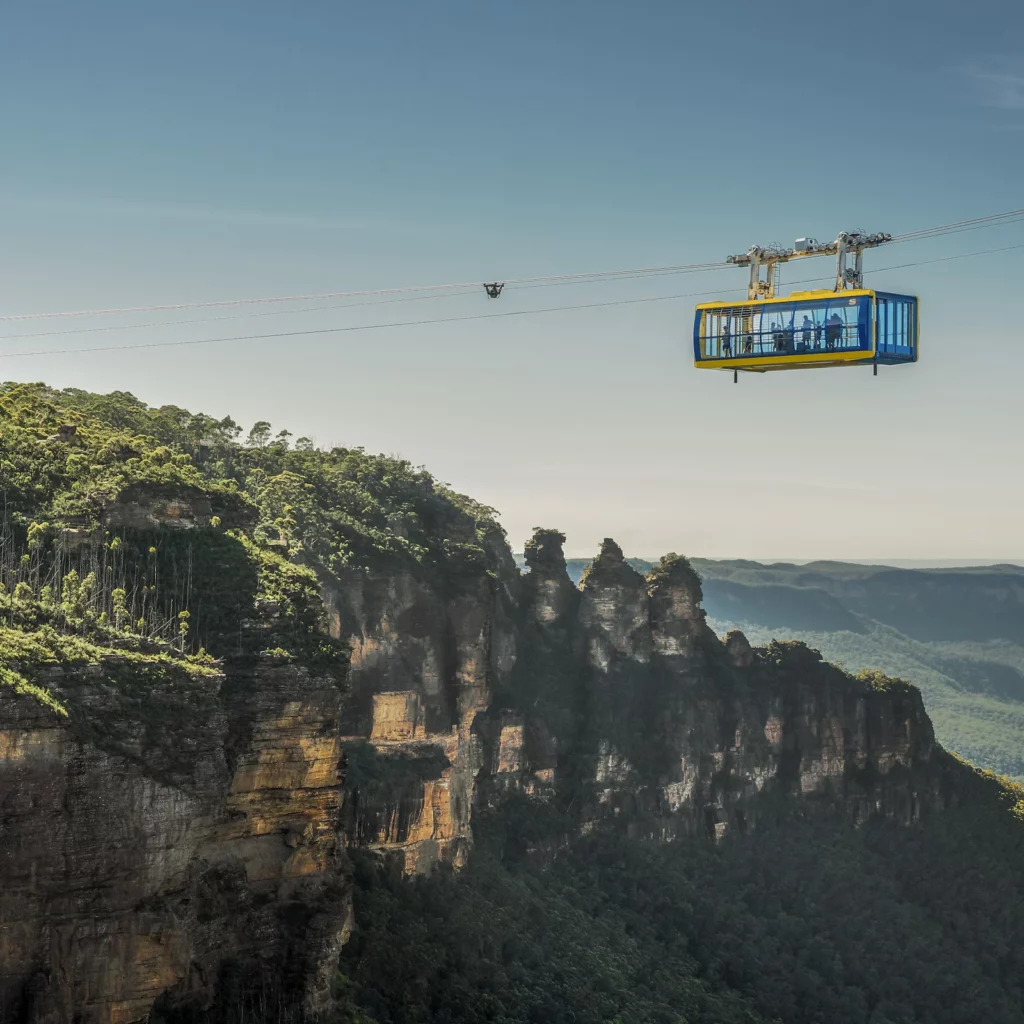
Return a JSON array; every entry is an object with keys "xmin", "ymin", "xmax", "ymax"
[
  {"xmin": 696, "ymin": 295, "xmax": 872, "ymax": 361},
  {"xmin": 874, "ymin": 292, "xmax": 917, "ymax": 362},
  {"xmin": 692, "ymin": 308, "xmax": 704, "ymax": 361}
]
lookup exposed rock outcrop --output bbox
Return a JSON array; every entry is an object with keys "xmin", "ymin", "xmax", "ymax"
[
  {"xmin": 725, "ymin": 628, "xmax": 754, "ymax": 668},
  {"xmin": 579, "ymin": 538, "xmax": 652, "ymax": 667},
  {"xmin": 522, "ymin": 527, "xmax": 578, "ymax": 627},
  {"xmin": 102, "ymin": 482, "xmax": 255, "ymax": 532}
]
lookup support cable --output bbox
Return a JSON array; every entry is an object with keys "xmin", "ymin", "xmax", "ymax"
[{"xmin": 3, "ymin": 207, "xmax": 1022, "ymax": 324}]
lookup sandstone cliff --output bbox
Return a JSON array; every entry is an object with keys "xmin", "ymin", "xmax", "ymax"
[
  {"xmin": 1, "ymin": 528, "xmax": 947, "ymax": 1022},
  {"xmin": 0, "ymin": 654, "xmax": 349, "ymax": 1022}
]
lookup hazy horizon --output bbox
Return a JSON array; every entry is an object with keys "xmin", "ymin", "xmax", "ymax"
[{"xmin": 517, "ymin": 551, "xmax": 1024, "ymax": 569}]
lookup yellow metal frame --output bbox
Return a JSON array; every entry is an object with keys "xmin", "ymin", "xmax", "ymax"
[
  {"xmin": 695, "ymin": 289, "xmax": 879, "ymax": 371},
  {"xmin": 694, "ymin": 287, "xmax": 875, "ymax": 312},
  {"xmin": 697, "ymin": 349, "xmax": 874, "ymax": 371}
]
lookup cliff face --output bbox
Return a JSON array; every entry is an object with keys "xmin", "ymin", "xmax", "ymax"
[
  {"xmin": 320, "ymin": 516, "xmax": 521, "ymax": 876},
  {"xmin": 0, "ymin": 658, "xmax": 349, "ymax": 1023},
  {"xmin": 1, "ymin": 529, "xmax": 944, "ymax": 1022}
]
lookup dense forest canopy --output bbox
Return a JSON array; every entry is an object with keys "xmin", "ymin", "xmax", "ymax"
[
  {"xmin": 0, "ymin": 381, "xmax": 501, "ymax": 577},
  {"xmin": 336, "ymin": 768, "xmax": 1024, "ymax": 1024},
  {"xmin": 0, "ymin": 382, "xmax": 503, "ymax": 682}
]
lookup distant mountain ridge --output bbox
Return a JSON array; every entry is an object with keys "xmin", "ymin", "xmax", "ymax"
[{"xmin": 695, "ymin": 559, "xmax": 1024, "ymax": 645}]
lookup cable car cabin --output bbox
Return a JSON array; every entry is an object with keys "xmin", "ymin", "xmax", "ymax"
[{"xmin": 693, "ymin": 289, "xmax": 918, "ymax": 372}]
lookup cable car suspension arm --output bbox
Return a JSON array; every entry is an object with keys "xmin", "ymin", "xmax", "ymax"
[{"xmin": 726, "ymin": 232, "xmax": 892, "ymax": 300}]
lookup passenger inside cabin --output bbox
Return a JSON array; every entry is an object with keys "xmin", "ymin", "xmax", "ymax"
[
  {"xmin": 825, "ymin": 313, "xmax": 843, "ymax": 350},
  {"xmin": 772, "ymin": 323, "xmax": 795, "ymax": 354},
  {"xmin": 721, "ymin": 319, "xmax": 732, "ymax": 356},
  {"xmin": 801, "ymin": 315, "xmax": 814, "ymax": 347}
]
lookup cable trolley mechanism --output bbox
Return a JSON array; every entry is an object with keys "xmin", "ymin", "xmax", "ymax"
[
  {"xmin": 693, "ymin": 231, "xmax": 918, "ymax": 379},
  {"xmin": 483, "ymin": 282, "xmax": 505, "ymax": 298}
]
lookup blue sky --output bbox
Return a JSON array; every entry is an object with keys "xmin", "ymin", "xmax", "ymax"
[{"xmin": 2, "ymin": 0, "xmax": 1023, "ymax": 560}]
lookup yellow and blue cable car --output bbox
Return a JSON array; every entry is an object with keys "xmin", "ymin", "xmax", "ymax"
[
  {"xmin": 693, "ymin": 288, "xmax": 918, "ymax": 372},
  {"xmin": 693, "ymin": 232, "xmax": 918, "ymax": 377}
]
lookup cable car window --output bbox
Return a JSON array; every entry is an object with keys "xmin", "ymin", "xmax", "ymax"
[
  {"xmin": 875, "ymin": 292, "xmax": 917, "ymax": 357},
  {"xmin": 698, "ymin": 295, "xmax": 871, "ymax": 360}
]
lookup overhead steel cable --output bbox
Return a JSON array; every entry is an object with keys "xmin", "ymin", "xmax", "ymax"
[
  {"xmin": 0, "ymin": 259, "xmax": 731, "ymax": 323},
  {"xmin": 890, "ymin": 209, "xmax": 1024, "ymax": 243},
  {"xmin": 0, "ymin": 269, "xmax": 738, "ymax": 340},
  {"xmin": 777, "ymin": 242, "xmax": 1024, "ymax": 289},
  {"xmin": 2, "ymin": 241, "xmax": 1020, "ymax": 361},
  {"xmin": 0, "ymin": 268, "xmax": 742, "ymax": 342},
  {"xmin": 0, "ymin": 292, "xmax": 709, "ymax": 358},
  {"xmin": 503, "ymin": 260, "xmax": 727, "ymax": 285},
  {"xmin": 0, "ymin": 288, "xmax": 484, "ymax": 341},
  {"xmin": 0, "ymin": 280, "xmax": 490, "ymax": 322},
  {"xmin": 1, "ymin": 206, "xmax": 1021, "ymax": 327},
  {"xmin": 862, "ymin": 242, "xmax": 1024, "ymax": 275}
]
